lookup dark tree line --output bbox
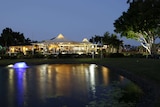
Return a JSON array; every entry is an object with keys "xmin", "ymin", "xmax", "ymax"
[
  {"xmin": 0, "ymin": 27, "xmax": 32, "ymax": 47},
  {"xmin": 89, "ymin": 32, "xmax": 123, "ymax": 53}
]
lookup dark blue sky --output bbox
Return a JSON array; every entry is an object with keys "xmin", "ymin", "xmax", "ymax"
[{"xmin": 0, "ymin": 0, "xmax": 140, "ymax": 45}]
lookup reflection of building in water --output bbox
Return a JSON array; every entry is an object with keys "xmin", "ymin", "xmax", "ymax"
[
  {"xmin": 8, "ymin": 69, "xmax": 15, "ymax": 107},
  {"xmin": 8, "ymin": 34, "xmax": 98, "ymax": 55},
  {"xmin": 53, "ymin": 64, "xmax": 89, "ymax": 101},
  {"xmin": 101, "ymin": 66, "xmax": 109, "ymax": 85},
  {"xmin": 88, "ymin": 64, "xmax": 96, "ymax": 96},
  {"xmin": 31, "ymin": 64, "xmax": 90, "ymax": 102},
  {"xmin": 54, "ymin": 64, "xmax": 73, "ymax": 96},
  {"xmin": 85, "ymin": 64, "xmax": 109, "ymax": 98}
]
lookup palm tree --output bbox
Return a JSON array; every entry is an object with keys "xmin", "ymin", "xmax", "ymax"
[{"xmin": 110, "ymin": 34, "xmax": 123, "ymax": 53}]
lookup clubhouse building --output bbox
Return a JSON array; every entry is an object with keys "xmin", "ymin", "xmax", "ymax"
[{"xmin": 9, "ymin": 34, "xmax": 98, "ymax": 55}]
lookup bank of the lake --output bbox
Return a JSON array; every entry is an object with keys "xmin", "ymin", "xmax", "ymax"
[{"xmin": 0, "ymin": 58, "xmax": 160, "ymax": 107}]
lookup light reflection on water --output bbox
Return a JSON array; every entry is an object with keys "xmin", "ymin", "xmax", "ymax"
[{"xmin": 0, "ymin": 64, "xmax": 140, "ymax": 107}]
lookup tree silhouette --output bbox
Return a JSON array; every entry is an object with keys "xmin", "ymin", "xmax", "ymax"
[
  {"xmin": 0, "ymin": 27, "xmax": 31, "ymax": 47},
  {"xmin": 90, "ymin": 32, "xmax": 123, "ymax": 53},
  {"xmin": 1, "ymin": 28, "xmax": 13, "ymax": 46},
  {"xmin": 114, "ymin": 0, "xmax": 160, "ymax": 54}
]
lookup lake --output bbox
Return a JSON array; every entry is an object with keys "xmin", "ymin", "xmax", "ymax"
[{"xmin": 0, "ymin": 64, "xmax": 142, "ymax": 107}]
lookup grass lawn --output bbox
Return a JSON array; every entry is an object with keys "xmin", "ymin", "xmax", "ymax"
[{"xmin": 0, "ymin": 57, "xmax": 160, "ymax": 106}]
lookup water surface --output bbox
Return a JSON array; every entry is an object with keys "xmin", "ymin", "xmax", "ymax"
[{"xmin": 0, "ymin": 64, "xmax": 142, "ymax": 107}]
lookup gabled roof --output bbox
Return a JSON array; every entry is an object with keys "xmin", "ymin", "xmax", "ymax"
[
  {"xmin": 43, "ymin": 34, "xmax": 76, "ymax": 44},
  {"xmin": 81, "ymin": 38, "xmax": 92, "ymax": 44},
  {"xmin": 51, "ymin": 34, "xmax": 70, "ymax": 42},
  {"xmin": 41, "ymin": 34, "xmax": 94, "ymax": 45}
]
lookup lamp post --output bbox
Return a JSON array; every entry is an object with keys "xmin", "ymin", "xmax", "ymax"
[
  {"xmin": 92, "ymin": 45, "xmax": 94, "ymax": 59},
  {"xmin": 100, "ymin": 37, "xmax": 103, "ymax": 59}
]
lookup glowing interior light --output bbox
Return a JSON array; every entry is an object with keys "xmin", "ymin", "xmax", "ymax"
[
  {"xmin": 7, "ymin": 64, "xmax": 14, "ymax": 68},
  {"xmin": 13, "ymin": 62, "xmax": 28, "ymax": 69}
]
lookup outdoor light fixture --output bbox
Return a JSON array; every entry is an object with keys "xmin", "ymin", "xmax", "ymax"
[{"xmin": 13, "ymin": 62, "xmax": 28, "ymax": 69}]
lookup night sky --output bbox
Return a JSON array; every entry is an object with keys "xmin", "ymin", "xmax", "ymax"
[{"xmin": 0, "ymin": 0, "xmax": 141, "ymax": 45}]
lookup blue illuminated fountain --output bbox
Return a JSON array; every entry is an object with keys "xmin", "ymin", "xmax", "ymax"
[{"xmin": 13, "ymin": 62, "xmax": 28, "ymax": 69}]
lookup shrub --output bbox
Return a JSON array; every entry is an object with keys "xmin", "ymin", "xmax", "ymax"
[
  {"xmin": 33, "ymin": 52, "xmax": 44, "ymax": 58},
  {"xmin": 58, "ymin": 53, "xmax": 79, "ymax": 58},
  {"xmin": 16, "ymin": 52, "xmax": 24, "ymax": 59}
]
